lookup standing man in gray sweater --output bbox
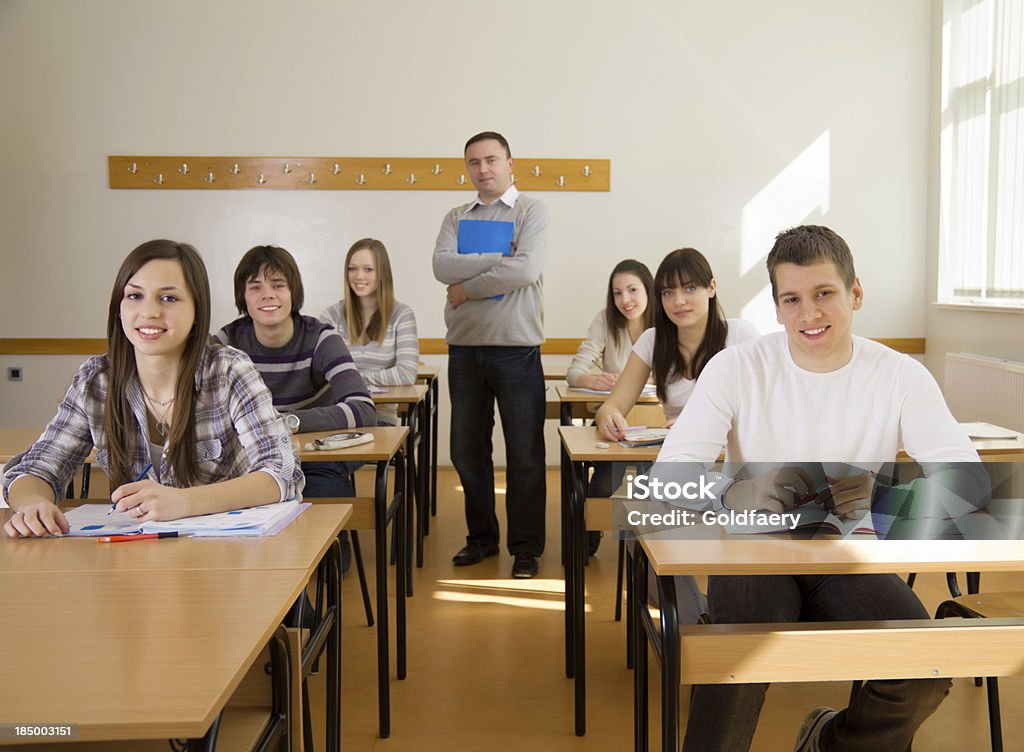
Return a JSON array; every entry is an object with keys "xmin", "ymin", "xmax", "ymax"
[{"xmin": 432, "ymin": 131, "xmax": 550, "ymax": 578}]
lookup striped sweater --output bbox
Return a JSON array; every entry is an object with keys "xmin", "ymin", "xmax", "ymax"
[
  {"xmin": 214, "ymin": 314, "xmax": 376, "ymax": 432},
  {"xmin": 319, "ymin": 300, "xmax": 419, "ymax": 425}
]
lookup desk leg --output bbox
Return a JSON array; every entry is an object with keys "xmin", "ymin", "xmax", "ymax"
[
  {"xmin": 395, "ymin": 450, "xmax": 408, "ymax": 681},
  {"xmin": 633, "ymin": 546, "xmax": 649, "ymax": 752},
  {"xmin": 562, "ymin": 435, "xmax": 575, "ymax": 679},
  {"xmin": 416, "ymin": 399, "xmax": 429, "ymax": 568},
  {"xmin": 373, "ymin": 459, "xmax": 392, "ymax": 739},
  {"xmin": 324, "ymin": 540, "xmax": 343, "ymax": 752},
  {"xmin": 430, "ymin": 377, "xmax": 439, "ymax": 519},
  {"xmin": 572, "ymin": 458, "xmax": 588, "ymax": 736},
  {"xmin": 559, "ymin": 403, "xmax": 573, "ymax": 569},
  {"xmin": 656, "ymin": 575, "xmax": 680, "ymax": 752},
  {"xmin": 187, "ymin": 711, "xmax": 225, "ymax": 752}
]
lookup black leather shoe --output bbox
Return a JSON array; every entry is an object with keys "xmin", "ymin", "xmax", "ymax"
[
  {"xmin": 452, "ymin": 543, "xmax": 500, "ymax": 566},
  {"xmin": 587, "ymin": 530, "xmax": 603, "ymax": 557},
  {"xmin": 511, "ymin": 552, "xmax": 539, "ymax": 579}
]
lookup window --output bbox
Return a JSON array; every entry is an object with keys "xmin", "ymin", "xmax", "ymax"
[{"xmin": 939, "ymin": 0, "xmax": 1024, "ymax": 307}]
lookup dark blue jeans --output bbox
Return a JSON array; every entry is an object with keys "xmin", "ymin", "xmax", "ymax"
[
  {"xmin": 682, "ymin": 573, "xmax": 951, "ymax": 751},
  {"xmin": 448, "ymin": 345, "xmax": 546, "ymax": 556},
  {"xmin": 303, "ymin": 460, "xmax": 356, "ymax": 570}
]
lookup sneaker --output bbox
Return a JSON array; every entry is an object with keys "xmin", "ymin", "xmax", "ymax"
[
  {"xmin": 452, "ymin": 542, "xmax": 500, "ymax": 566},
  {"xmin": 511, "ymin": 552, "xmax": 539, "ymax": 578},
  {"xmin": 793, "ymin": 707, "xmax": 837, "ymax": 752}
]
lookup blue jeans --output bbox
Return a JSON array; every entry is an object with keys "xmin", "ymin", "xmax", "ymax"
[
  {"xmin": 448, "ymin": 345, "xmax": 546, "ymax": 556},
  {"xmin": 682, "ymin": 573, "xmax": 951, "ymax": 751}
]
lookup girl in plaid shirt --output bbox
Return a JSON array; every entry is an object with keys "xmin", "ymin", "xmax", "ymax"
[{"xmin": 3, "ymin": 240, "xmax": 303, "ymax": 538}]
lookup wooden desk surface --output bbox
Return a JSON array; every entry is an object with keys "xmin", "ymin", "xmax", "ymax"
[
  {"xmin": 0, "ymin": 568, "xmax": 307, "ymax": 741},
  {"xmin": 294, "ymin": 425, "xmax": 407, "ymax": 462},
  {"xmin": 559, "ymin": 424, "xmax": 1024, "ymax": 462},
  {"xmin": 640, "ymin": 535, "xmax": 1024, "ymax": 577},
  {"xmin": 558, "ymin": 425, "xmax": 662, "ymax": 462},
  {"xmin": 416, "ymin": 364, "xmax": 442, "ymax": 380},
  {"xmin": 0, "ymin": 504, "xmax": 351, "ymax": 575},
  {"xmin": 371, "ymin": 384, "xmax": 428, "ymax": 404},
  {"xmin": 0, "ymin": 427, "xmax": 45, "ymax": 463}
]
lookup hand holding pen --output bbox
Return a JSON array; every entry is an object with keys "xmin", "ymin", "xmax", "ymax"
[
  {"xmin": 108, "ymin": 464, "xmax": 151, "ymax": 515},
  {"xmin": 109, "ymin": 465, "xmax": 191, "ymax": 523}
]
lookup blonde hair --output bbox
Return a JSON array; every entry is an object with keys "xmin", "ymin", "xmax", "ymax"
[{"xmin": 343, "ymin": 238, "xmax": 396, "ymax": 345}]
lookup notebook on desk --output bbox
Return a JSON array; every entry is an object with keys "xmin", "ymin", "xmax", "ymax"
[{"xmin": 64, "ymin": 499, "xmax": 309, "ymax": 537}]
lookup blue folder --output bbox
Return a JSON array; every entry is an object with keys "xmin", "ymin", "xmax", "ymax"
[{"xmin": 457, "ymin": 220, "xmax": 514, "ymax": 300}]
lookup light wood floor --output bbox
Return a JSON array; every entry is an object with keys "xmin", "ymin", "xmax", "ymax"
[{"xmin": 306, "ymin": 468, "xmax": 1024, "ymax": 751}]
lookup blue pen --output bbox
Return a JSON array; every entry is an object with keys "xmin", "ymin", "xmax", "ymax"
[{"xmin": 109, "ymin": 463, "xmax": 152, "ymax": 514}]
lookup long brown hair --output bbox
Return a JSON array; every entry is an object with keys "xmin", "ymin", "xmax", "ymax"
[
  {"xmin": 604, "ymin": 259, "xmax": 656, "ymax": 349},
  {"xmin": 101, "ymin": 240, "xmax": 212, "ymax": 488},
  {"xmin": 343, "ymin": 238, "xmax": 396, "ymax": 345},
  {"xmin": 651, "ymin": 248, "xmax": 728, "ymax": 403}
]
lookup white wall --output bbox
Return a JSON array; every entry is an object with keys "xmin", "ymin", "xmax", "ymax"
[{"xmin": 0, "ymin": 0, "xmax": 934, "ymax": 464}]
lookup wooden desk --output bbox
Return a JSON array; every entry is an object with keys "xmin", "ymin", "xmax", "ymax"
[
  {"xmin": 0, "ymin": 570, "xmax": 302, "ymax": 748},
  {"xmin": 374, "ymin": 384, "xmax": 430, "ymax": 575},
  {"xmin": 416, "ymin": 365, "xmax": 442, "ymax": 524},
  {"xmin": 557, "ymin": 423, "xmax": 1024, "ymax": 737},
  {"xmin": 633, "ymin": 531, "xmax": 1024, "ymax": 752},
  {"xmin": 558, "ymin": 425, "xmax": 661, "ymax": 735},
  {"xmin": 296, "ymin": 425, "xmax": 408, "ymax": 739},
  {"xmin": 0, "ymin": 504, "xmax": 350, "ymax": 752}
]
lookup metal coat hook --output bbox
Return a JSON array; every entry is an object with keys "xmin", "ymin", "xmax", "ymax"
[
  {"xmin": 582, "ymin": 165, "xmax": 591, "ymax": 177},
  {"xmin": 432, "ymin": 164, "xmax": 442, "ymax": 176},
  {"xmin": 154, "ymin": 173, "xmax": 164, "ymax": 185},
  {"xmin": 556, "ymin": 176, "xmax": 565, "ymax": 187},
  {"xmin": 307, "ymin": 172, "xmax": 317, "ymax": 185},
  {"xmin": 332, "ymin": 163, "xmax": 341, "ymax": 175},
  {"xmin": 205, "ymin": 171, "xmax": 215, "ymax": 184},
  {"xmin": 230, "ymin": 163, "xmax": 240, "ymax": 175},
  {"xmin": 179, "ymin": 163, "xmax": 189, "ymax": 176},
  {"xmin": 356, "ymin": 173, "xmax": 367, "ymax": 185},
  {"xmin": 283, "ymin": 163, "xmax": 291, "ymax": 174},
  {"xmin": 382, "ymin": 163, "xmax": 392, "ymax": 175},
  {"xmin": 257, "ymin": 173, "xmax": 266, "ymax": 185},
  {"xmin": 127, "ymin": 162, "xmax": 138, "ymax": 175},
  {"xmin": 532, "ymin": 165, "xmax": 543, "ymax": 177},
  {"xmin": 457, "ymin": 174, "xmax": 466, "ymax": 186},
  {"xmin": 407, "ymin": 173, "xmax": 417, "ymax": 185}
]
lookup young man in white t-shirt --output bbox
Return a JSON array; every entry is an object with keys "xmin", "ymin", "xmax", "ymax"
[{"xmin": 656, "ymin": 225, "xmax": 984, "ymax": 751}]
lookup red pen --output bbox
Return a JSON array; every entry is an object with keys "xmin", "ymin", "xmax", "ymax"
[{"xmin": 96, "ymin": 532, "xmax": 180, "ymax": 543}]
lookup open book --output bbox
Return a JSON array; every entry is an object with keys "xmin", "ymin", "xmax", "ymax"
[
  {"xmin": 723, "ymin": 504, "xmax": 893, "ymax": 537},
  {"xmin": 64, "ymin": 499, "xmax": 308, "ymax": 538}
]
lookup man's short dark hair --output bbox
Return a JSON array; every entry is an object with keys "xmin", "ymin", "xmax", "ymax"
[
  {"xmin": 233, "ymin": 245, "xmax": 304, "ymax": 316},
  {"xmin": 766, "ymin": 225, "xmax": 856, "ymax": 301},
  {"xmin": 464, "ymin": 131, "xmax": 511, "ymax": 158}
]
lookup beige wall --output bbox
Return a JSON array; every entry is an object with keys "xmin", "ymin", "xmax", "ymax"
[{"xmin": 1, "ymin": 0, "xmax": 937, "ymax": 464}]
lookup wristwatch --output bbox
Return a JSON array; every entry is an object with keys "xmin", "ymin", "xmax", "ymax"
[{"xmin": 285, "ymin": 413, "xmax": 300, "ymax": 434}]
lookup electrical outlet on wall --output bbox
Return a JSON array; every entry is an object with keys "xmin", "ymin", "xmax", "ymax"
[{"xmin": 7, "ymin": 367, "xmax": 23, "ymax": 382}]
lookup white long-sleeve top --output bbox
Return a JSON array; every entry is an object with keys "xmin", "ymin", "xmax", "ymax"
[
  {"xmin": 658, "ymin": 332, "xmax": 979, "ymax": 467},
  {"xmin": 566, "ymin": 309, "xmax": 635, "ymax": 387}
]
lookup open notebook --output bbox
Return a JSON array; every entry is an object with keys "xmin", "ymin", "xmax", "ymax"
[{"xmin": 64, "ymin": 499, "xmax": 309, "ymax": 537}]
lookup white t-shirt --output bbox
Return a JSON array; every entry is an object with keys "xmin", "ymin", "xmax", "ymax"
[
  {"xmin": 632, "ymin": 318, "xmax": 761, "ymax": 420},
  {"xmin": 658, "ymin": 332, "xmax": 979, "ymax": 467}
]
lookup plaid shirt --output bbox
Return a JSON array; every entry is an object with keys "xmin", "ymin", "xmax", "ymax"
[{"xmin": 2, "ymin": 345, "xmax": 304, "ymax": 503}]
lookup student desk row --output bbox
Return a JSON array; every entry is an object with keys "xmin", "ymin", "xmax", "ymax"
[
  {"xmin": 0, "ymin": 503, "xmax": 351, "ymax": 751},
  {"xmin": 558, "ymin": 423, "xmax": 1024, "ymax": 737},
  {"xmin": 0, "ymin": 425, "xmax": 410, "ymax": 741},
  {"xmin": 416, "ymin": 364, "xmax": 441, "ymax": 526}
]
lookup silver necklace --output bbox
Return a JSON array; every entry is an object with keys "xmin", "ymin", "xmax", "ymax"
[{"xmin": 143, "ymin": 390, "xmax": 176, "ymax": 437}]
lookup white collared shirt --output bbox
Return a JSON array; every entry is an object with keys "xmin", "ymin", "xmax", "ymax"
[{"xmin": 464, "ymin": 184, "xmax": 519, "ymax": 213}]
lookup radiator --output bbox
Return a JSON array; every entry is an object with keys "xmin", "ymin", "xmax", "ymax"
[{"xmin": 944, "ymin": 353, "xmax": 1024, "ymax": 432}]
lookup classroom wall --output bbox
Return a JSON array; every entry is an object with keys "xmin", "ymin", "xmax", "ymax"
[{"xmin": 0, "ymin": 0, "xmax": 935, "ymax": 465}]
